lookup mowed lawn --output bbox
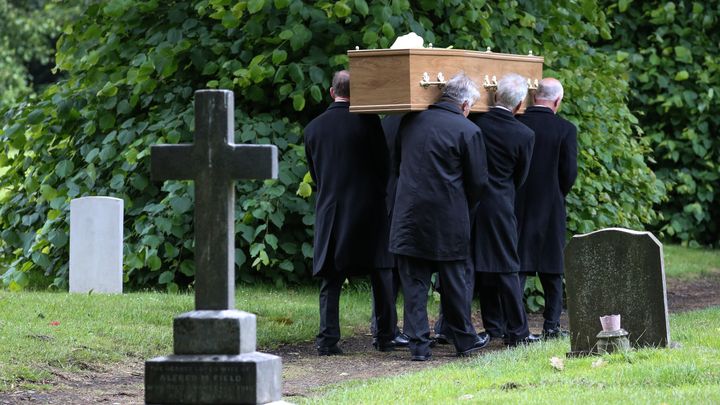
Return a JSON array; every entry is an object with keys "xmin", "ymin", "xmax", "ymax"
[
  {"xmin": 305, "ymin": 245, "xmax": 720, "ymax": 404},
  {"xmin": 0, "ymin": 284, "xmax": 373, "ymax": 391},
  {"xmin": 664, "ymin": 244, "xmax": 720, "ymax": 278},
  {"xmin": 0, "ymin": 245, "xmax": 718, "ymax": 395},
  {"xmin": 307, "ymin": 307, "xmax": 720, "ymax": 404}
]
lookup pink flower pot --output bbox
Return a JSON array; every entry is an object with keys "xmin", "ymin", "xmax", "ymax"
[{"xmin": 599, "ymin": 314, "xmax": 621, "ymax": 332}]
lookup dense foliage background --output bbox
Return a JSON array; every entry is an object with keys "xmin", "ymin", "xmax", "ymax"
[
  {"xmin": 0, "ymin": 0, "xmax": 80, "ymax": 109},
  {"xmin": 0, "ymin": 0, "xmax": 674, "ymax": 293},
  {"xmin": 601, "ymin": 1, "xmax": 719, "ymax": 247}
]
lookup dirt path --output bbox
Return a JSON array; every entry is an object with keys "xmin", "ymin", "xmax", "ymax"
[
  {"xmin": 2, "ymin": 271, "xmax": 719, "ymax": 404},
  {"xmin": 666, "ymin": 271, "xmax": 720, "ymax": 312}
]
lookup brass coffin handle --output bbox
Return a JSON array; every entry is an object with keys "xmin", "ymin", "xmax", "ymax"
[
  {"xmin": 527, "ymin": 78, "xmax": 539, "ymax": 90},
  {"xmin": 483, "ymin": 75, "xmax": 498, "ymax": 91},
  {"xmin": 420, "ymin": 72, "xmax": 447, "ymax": 88}
]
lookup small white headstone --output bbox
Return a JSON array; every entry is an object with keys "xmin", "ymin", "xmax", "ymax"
[{"xmin": 69, "ymin": 196, "xmax": 124, "ymax": 293}]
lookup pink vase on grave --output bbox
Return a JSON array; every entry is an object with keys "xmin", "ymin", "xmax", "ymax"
[{"xmin": 599, "ymin": 314, "xmax": 621, "ymax": 332}]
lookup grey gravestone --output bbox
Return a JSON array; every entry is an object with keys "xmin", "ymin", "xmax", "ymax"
[
  {"xmin": 145, "ymin": 90, "xmax": 281, "ymax": 404},
  {"xmin": 565, "ymin": 228, "xmax": 670, "ymax": 355}
]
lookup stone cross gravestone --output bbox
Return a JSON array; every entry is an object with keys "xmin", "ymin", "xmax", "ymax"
[
  {"xmin": 565, "ymin": 228, "xmax": 670, "ymax": 355},
  {"xmin": 69, "ymin": 196, "xmax": 123, "ymax": 294},
  {"xmin": 145, "ymin": 90, "xmax": 281, "ymax": 404}
]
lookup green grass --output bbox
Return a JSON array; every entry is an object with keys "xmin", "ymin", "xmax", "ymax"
[
  {"xmin": 307, "ymin": 307, "xmax": 720, "ymax": 404},
  {"xmin": 0, "ymin": 284, "xmax": 374, "ymax": 391},
  {"xmin": 0, "ymin": 244, "xmax": 716, "ymax": 394},
  {"xmin": 664, "ymin": 244, "xmax": 720, "ymax": 279}
]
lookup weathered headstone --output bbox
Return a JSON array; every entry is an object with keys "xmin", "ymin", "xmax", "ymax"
[
  {"xmin": 145, "ymin": 90, "xmax": 281, "ymax": 404},
  {"xmin": 565, "ymin": 228, "xmax": 670, "ymax": 355},
  {"xmin": 69, "ymin": 196, "xmax": 123, "ymax": 294}
]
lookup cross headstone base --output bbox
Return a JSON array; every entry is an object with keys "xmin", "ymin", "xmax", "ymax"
[
  {"xmin": 173, "ymin": 310, "xmax": 257, "ymax": 355},
  {"xmin": 145, "ymin": 310, "xmax": 281, "ymax": 404},
  {"xmin": 145, "ymin": 353, "xmax": 281, "ymax": 404}
]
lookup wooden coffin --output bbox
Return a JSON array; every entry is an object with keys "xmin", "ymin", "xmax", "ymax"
[{"xmin": 348, "ymin": 48, "xmax": 543, "ymax": 113}]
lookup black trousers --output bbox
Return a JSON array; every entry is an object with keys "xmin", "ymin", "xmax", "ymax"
[
  {"xmin": 476, "ymin": 272, "xmax": 530, "ymax": 341},
  {"xmin": 398, "ymin": 255, "xmax": 477, "ymax": 356},
  {"xmin": 519, "ymin": 272, "xmax": 564, "ymax": 331},
  {"xmin": 317, "ymin": 268, "xmax": 396, "ymax": 348},
  {"xmin": 433, "ymin": 262, "xmax": 475, "ymax": 338},
  {"xmin": 370, "ymin": 267, "xmax": 402, "ymax": 337}
]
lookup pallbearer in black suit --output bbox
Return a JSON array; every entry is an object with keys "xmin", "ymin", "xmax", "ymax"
[
  {"xmin": 390, "ymin": 73, "xmax": 490, "ymax": 361},
  {"xmin": 515, "ymin": 78, "xmax": 578, "ymax": 338},
  {"xmin": 304, "ymin": 71, "xmax": 396, "ymax": 355},
  {"xmin": 368, "ymin": 114, "xmax": 411, "ymax": 348},
  {"xmin": 470, "ymin": 73, "xmax": 540, "ymax": 347}
]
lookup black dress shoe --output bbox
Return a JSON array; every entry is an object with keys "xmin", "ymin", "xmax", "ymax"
[
  {"xmin": 392, "ymin": 332, "xmax": 410, "ymax": 347},
  {"xmin": 373, "ymin": 340, "xmax": 395, "ymax": 352},
  {"xmin": 457, "ymin": 334, "xmax": 490, "ymax": 357},
  {"xmin": 478, "ymin": 331, "xmax": 497, "ymax": 343},
  {"xmin": 411, "ymin": 353, "xmax": 432, "ymax": 361},
  {"xmin": 317, "ymin": 345, "xmax": 343, "ymax": 356},
  {"xmin": 542, "ymin": 327, "xmax": 570, "ymax": 339},
  {"xmin": 504, "ymin": 333, "xmax": 542, "ymax": 347},
  {"xmin": 433, "ymin": 333, "xmax": 452, "ymax": 345},
  {"xmin": 487, "ymin": 331, "xmax": 505, "ymax": 339}
]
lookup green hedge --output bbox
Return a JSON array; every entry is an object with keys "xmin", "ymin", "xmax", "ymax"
[
  {"xmin": 0, "ymin": 0, "xmax": 78, "ymax": 108},
  {"xmin": 602, "ymin": 1, "xmax": 719, "ymax": 247},
  {"xmin": 0, "ymin": 0, "xmax": 663, "ymax": 290}
]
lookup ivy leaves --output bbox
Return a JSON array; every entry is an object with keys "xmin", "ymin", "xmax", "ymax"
[
  {"xmin": 0, "ymin": 1, "xmax": 81, "ymax": 108},
  {"xmin": 604, "ymin": 1, "xmax": 720, "ymax": 246},
  {"xmin": 0, "ymin": 0, "xmax": 669, "ymax": 295}
]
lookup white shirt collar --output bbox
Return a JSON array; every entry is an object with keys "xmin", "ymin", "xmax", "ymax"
[
  {"xmin": 491, "ymin": 105, "xmax": 512, "ymax": 112},
  {"xmin": 532, "ymin": 104, "xmax": 554, "ymax": 111}
]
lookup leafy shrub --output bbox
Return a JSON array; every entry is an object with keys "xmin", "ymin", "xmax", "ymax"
[
  {"xmin": 0, "ymin": 0, "xmax": 663, "ymax": 292},
  {"xmin": 602, "ymin": 1, "xmax": 720, "ymax": 247},
  {"xmin": 0, "ymin": 0, "xmax": 80, "ymax": 108}
]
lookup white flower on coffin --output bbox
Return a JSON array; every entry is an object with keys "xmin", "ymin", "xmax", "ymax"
[{"xmin": 390, "ymin": 32, "xmax": 424, "ymax": 49}]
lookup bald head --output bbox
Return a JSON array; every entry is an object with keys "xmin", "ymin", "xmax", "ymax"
[
  {"xmin": 534, "ymin": 78, "xmax": 564, "ymax": 112},
  {"xmin": 330, "ymin": 70, "xmax": 350, "ymax": 100}
]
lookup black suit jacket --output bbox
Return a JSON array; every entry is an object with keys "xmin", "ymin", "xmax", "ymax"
[
  {"xmin": 381, "ymin": 114, "xmax": 404, "ymax": 217},
  {"xmin": 377, "ymin": 114, "xmax": 409, "ymax": 268},
  {"xmin": 389, "ymin": 101, "xmax": 488, "ymax": 261},
  {"xmin": 515, "ymin": 106, "xmax": 578, "ymax": 274},
  {"xmin": 470, "ymin": 107, "xmax": 535, "ymax": 273},
  {"xmin": 304, "ymin": 102, "xmax": 393, "ymax": 276}
]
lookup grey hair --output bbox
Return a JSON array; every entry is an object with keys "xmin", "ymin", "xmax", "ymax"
[
  {"xmin": 495, "ymin": 73, "xmax": 528, "ymax": 110},
  {"xmin": 441, "ymin": 73, "xmax": 481, "ymax": 106},
  {"xmin": 535, "ymin": 79, "xmax": 564, "ymax": 101}
]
